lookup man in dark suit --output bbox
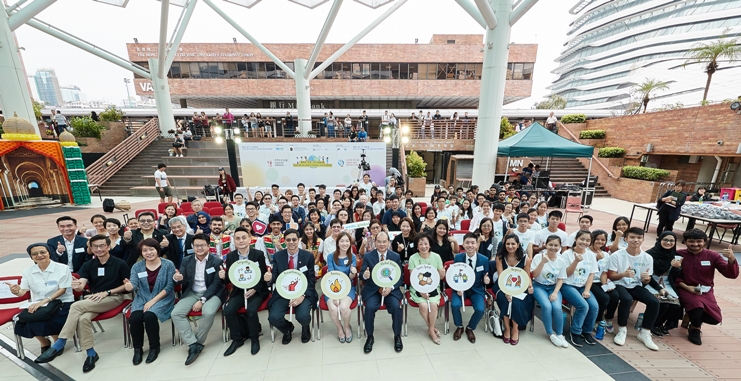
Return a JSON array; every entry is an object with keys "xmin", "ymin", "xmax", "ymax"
[
  {"xmin": 123, "ymin": 211, "xmax": 167, "ymax": 268},
  {"xmin": 360, "ymin": 231, "xmax": 403, "ymax": 353},
  {"xmin": 265, "ymin": 228, "xmax": 316, "ymax": 345},
  {"xmin": 219, "ymin": 227, "xmax": 270, "ymax": 356},
  {"xmin": 164, "ymin": 216, "xmax": 194, "ymax": 270},
  {"xmin": 171, "ymin": 234, "xmax": 225, "ymax": 366},
  {"xmin": 452, "ymin": 233, "xmax": 491, "ymax": 343},
  {"xmin": 48, "ymin": 216, "xmax": 90, "ymax": 272}
]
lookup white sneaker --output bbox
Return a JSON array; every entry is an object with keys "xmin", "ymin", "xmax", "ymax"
[
  {"xmin": 550, "ymin": 334, "xmax": 562, "ymax": 347},
  {"xmin": 637, "ymin": 329, "xmax": 659, "ymax": 351},
  {"xmin": 557, "ymin": 335, "xmax": 570, "ymax": 348},
  {"xmin": 614, "ymin": 327, "xmax": 627, "ymax": 346}
]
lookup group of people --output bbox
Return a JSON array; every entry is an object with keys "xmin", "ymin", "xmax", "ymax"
[{"xmin": 409, "ymin": 109, "xmax": 474, "ymax": 139}]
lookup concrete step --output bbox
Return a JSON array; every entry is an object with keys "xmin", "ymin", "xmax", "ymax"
[
  {"xmin": 130, "ymin": 186, "xmax": 205, "ymax": 197},
  {"xmin": 144, "ymin": 165, "xmax": 243, "ymax": 176}
]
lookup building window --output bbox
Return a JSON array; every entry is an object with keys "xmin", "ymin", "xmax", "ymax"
[{"xmin": 447, "ymin": 40, "xmax": 456, "ymax": 44}]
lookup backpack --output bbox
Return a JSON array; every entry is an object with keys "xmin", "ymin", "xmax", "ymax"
[{"xmin": 102, "ymin": 198, "xmax": 115, "ymax": 213}]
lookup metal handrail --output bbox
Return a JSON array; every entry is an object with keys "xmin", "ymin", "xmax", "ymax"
[{"xmin": 557, "ymin": 121, "xmax": 617, "ymax": 178}]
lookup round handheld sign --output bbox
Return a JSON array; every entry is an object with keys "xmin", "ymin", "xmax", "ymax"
[
  {"xmin": 445, "ymin": 262, "xmax": 476, "ymax": 292},
  {"xmin": 276, "ymin": 269, "xmax": 308, "ymax": 300},
  {"xmin": 228, "ymin": 260, "xmax": 261, "ymax": 290},
  {"xmin": 321, "ymin": 271, "xmax": 352, "ymax": 300},
  {"xmin": 371, "ymin": 260, "xmax": 401, "ymax": 288},
  {"xmin": 497, "ymin": 267, "xmax": 531, "ymax": 296},
  {"xmin": 410, "ymin": 264, "xmax": 440, "ymax": 294}
]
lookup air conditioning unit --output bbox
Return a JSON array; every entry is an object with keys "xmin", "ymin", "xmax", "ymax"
[{"xmin": 688, "ymin": 155, "xmax": 701, "ymax": 164}]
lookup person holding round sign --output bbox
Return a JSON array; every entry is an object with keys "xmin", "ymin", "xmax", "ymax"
[
  {"xmin": 530, "ymin": 235, "xmax": 569, "ymax": 348},
  {"xmin": 266, "ymin": 229, "xmax": 317, "ymax": 345},
  {"xmin": 560, "ymin": 230, "xmax": 600, "ymax": 347},
  {"xmin": 408, "ymin": 234, "xmax": 445, "ymax": 345},
  {"xmin": 220, "ymin": 227, "xmax": 269, "ymax": 356},
  {"xmin": 489, "ymin": 234, "xmax": 534, "ymax": 346},
  {"xmin": 450, "ymin": 233, "xmax": 491, "ymax": 344},
  {"xmin": 360, "ymin": 231, "xmax": 404, "ymax": 354},
  {"xmin": 325, "ymin": 232, "xmax": 358, "ymax": 343}
]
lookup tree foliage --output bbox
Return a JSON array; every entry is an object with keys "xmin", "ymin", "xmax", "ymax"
[
  {"xmin": 534, "ymin": 94, "xmax": 567, "ymax": 109},
  {"xmin": 684, "ymin": 31, "xmax": 741, "ymax": 101}
]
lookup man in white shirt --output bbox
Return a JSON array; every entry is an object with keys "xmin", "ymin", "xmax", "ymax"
[
  {"xmin": 469, "ymin": 200, "xmax": 494, "ymax": 232},
  {"xmin": 373, "ymin": 193, "xmax": 386, "ymax": 217},
  {"xmin": 565, "ymin": 215, "xmax": 593, "ymax": 249},
  {"xmin": 232, "ymin": 193, "xmax": 247, "ymax": 219},
  {"xmin": 546, "ymin": 111, "xmax": 558, "ymax": 132},
  {"xmin": 532, "ymin": 211, "xmax": 569, "ymax": 254},
  {"xmin": 358, "ymin": 174, "xmax": 376, "ymax": 195},
  {"xmin": 512, "ymin": 213, "xmax": 535, "ymax": 257},
  {"xmin": 259, "ymin": 194, "xmax": 277, "ymax": 217},
  {"xmin": 154, "ymin": 163, "xmax": 173, "ymax": 203},
  {"xmin": 434, "ymin": 196, "xmax": 456, "ymax": 225}
]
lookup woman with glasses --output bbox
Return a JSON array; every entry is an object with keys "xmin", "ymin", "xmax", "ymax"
[{"xmin": 645, "ymin": 231, "xmax": 683, "ymax": 337}]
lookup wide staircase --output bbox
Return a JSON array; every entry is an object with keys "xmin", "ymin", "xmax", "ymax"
[{"xmin": 533, "ymin": 157, "xmax": 610, "ymax": 197}]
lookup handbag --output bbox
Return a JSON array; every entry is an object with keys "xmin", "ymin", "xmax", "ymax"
[
  {"xmin": 17, "ymin": 300, "xmax": 63, "ymax": 323},
  {"xmin": 488, "ymin": 303, "xmax": 503, "ymax": 337}
]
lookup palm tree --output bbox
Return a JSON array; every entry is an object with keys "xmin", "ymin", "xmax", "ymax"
[
  {"xmin": 632, "ymin": 78, "xmax": 670, "ymax": 113},
  {"xmin": 534, "ymin": 94, "xmax": 567, "ymax": 109},
  {"xmin": 684, "ymin": 32, "xmax": 741, "ymax": 101}
]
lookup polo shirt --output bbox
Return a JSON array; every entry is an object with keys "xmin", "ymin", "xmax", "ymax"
[{"xmin": 78, "ymin": 255, "xmax": 129, "ymax": 294}]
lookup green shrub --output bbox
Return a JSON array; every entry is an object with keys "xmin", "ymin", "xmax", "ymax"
[
  {"xmin": 622, "ymin": 166, "xmax": 670, "ymax": 181},
  {"xmin": 500, "ymin": 117, "xmax": 516, "ymax": 139},
  {"xmin": 69, "ymin": 117, "xmax": 104, "ymax": 139},
  {"xmin": 579, "ymin": 129, "xmax": 606, "ymax": 139},
  {"xmin": 406, "ymin": 150, "xmax": 427, "ymax": 178},
  {"xmin": 598, "ymin": 147, "xmax": 625, "ymax": 158},
  {"xmin": 561, "ymin": 114, "xmax": 587, "ymax": 124},
  {"xmin": 98, "ymin": 106, "xmax": 124, "ymax": 122}
]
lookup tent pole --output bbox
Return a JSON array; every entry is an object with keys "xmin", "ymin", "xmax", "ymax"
[
  {"xmin": 505, "ymin": 156, "xmax": 510, "ymax": 183},
  {"xmin": 585, "ymin": 156, "xmax": 593, "ymax": 207}
]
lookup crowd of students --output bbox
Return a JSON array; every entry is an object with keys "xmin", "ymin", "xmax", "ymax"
[{"xmin": 6, "ymin": 178, "xmax": 738, "ymax": 373}]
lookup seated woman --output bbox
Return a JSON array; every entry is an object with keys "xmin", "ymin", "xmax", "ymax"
[
  {"xmin": 429, "ymin": 220, "xmax": 458, "ymax": 263},
  {"xmin": 607, "ymin": 217, "xmax": 629, "ymax": 252},
  {"xmin": 221, "ymin": 204, "xmax": 240, "ymax": 235},
  {"xmin": 560, "ymin": 231, "xmax": 599, "ymax": 347},
  {"xmin": 476, "ymin": 218, "xmax": 497, "ymax": 260},
  {"xmin": 588, "ymin": 230, "xmax": 619, "ymax": 335},
  {"xmin": 408, "ymin": 233, "xmax": 445, "ymax": 344},
  {"xmin": 645, "ymin": 231, "xmax": 683, "ymax": 337},
  {"xmin": 676, "ymin": 229, "xmax": 739, "ymax": 345},
  {"xmin": 325, "ymin": 232, "xmax": 358, "ymax": 343},
  {"xmin": 419, "ymin": 208, "xmax": 437, "ymax": 234},
  {"xmin": 172, "ymin": 133, "xmax": 185, "ymax": 157},
  {"xmin": 489, "ymin": 234, "xmax": 534, "ymax": 346},
  {"xmin": 10, "ymin": 243, "xmax": 74, "ymax": 354},
  {"xmin": 158, "ymin": 204, "xmax": 179, "ymax": 233},
  {"xmin": 105, "ymin": 218, "xmax": 127, "ymax": 260},
  {"xmin": 530, "ymin": 235, "xmax": 569, "ymax": 348},
  {"xmin": 123, "ymin": 239, "xmax": 176, "ymax": 365}
]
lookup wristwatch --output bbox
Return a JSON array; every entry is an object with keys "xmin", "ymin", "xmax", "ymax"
[
  {"xmin": 200, "ymin": 297, "xmax": 207, "ymax": 303},
  {"xmin": 106, "ymin": 290, "xmax": 112, "ymax": 296}
]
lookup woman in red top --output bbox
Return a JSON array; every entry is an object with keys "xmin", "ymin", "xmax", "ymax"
[
  {"xmin": 217, "ymin": 167, "xmax": 237, "ymax": 202},
  {"xmin": 200, "ymin": 112, "xmax": 209, "ymax": 137}
]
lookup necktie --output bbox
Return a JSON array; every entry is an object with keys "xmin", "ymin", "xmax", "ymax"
[
  {"xmin": 380, "ymin": 253, "xmax": 385, "ymax": 262},
  {"xmin": 288, "ymin": 255, "xmax": 295, "ymax": 270},
  {"xmin": 468, "ymin": 258, "xmax": 473, "ymax": 268},
  {"xmin": 179, "ymin": 238, "xmax": 185, "ymax": 253}
]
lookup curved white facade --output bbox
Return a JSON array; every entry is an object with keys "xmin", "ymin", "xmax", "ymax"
[{"xmin": 551, "ymin": 0, "xmax": 741, "ymax": 110}]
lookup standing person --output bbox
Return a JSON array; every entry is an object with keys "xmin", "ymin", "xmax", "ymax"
[
  {"xmin": 422, "ymin": 111, "xmax": 432, "ymax": 139},
  {"xmin": 344, "ymin": 114, "xmax": 352, "ymax": 138},
  {"xmin": 407, "ymin": 234, "xmax": 445, "ymax": 345},
  {"xmin": 192, "ymin": 112, "xmax": 201, "ymax": 135},
  {"xmin": 48, "ymin": 216, "xmax": 90, "ymax": 273},
  {"xmin": 154, "ymin": 163, "xmax": 174, "ymax": 204},
  {"xmin": 124, "ymin": 239, "xmax": 176, "ymax": 365},
  {"xmin": 451, "ymin": 233, "xmax": 490, "ymax": 343},
  {"xmin": 325, "ymin": 232, "xmax": 358, "ymax": 343},
  {"xmin": 217, "ymin": 167, "xmax": 237, "ymax": 202},
  {"xmin": 54, "ymin": 110, "xmax": 68, "ymax": 135},
  {"xmin": 360, "ymin": 110, "xmax": 369, "ymax": 131},
  {"xmin": 249, "ymin": 112, "xmax": 258, "ymax": 138},
  {"xmin": 200, "ymin": 112, "xmax": 209, "ymax": 137},
  {"xmin": 35, "ymin": 235, "xmax": 129, "ymax": 373},
  {"xmin": 285, "ymin": 112, "xmax": 295, "ymax": 137},
  {"xmin": 656, "ymin": 181, "xmax": 686, "ymax": 235},
  {"xmin": 264, "ymin": 116, "xmax": 273, "ymax": 138},
  {"xmin": 327, "ymin": 111, "xmax": 336, "ymax": 138},
  {"xmin": 560, "ymin": 231, "xmax": 599, "ymax": 347},
  {"xmin": 223, "ymin": 108, "xmax": 234, "ymax": 128},
  {"xmin": 545, "ymin": 111, "xmax": 558, "ymax": 133},
  {"xmin": 220, "ymin": 227, "xmax": 270, "ymax": 356},
  {"xmin": 529, "ymin": 235, "xmax": 569, "ymax": 348}
]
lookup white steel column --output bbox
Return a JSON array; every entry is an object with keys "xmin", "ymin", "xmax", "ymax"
[
  {"xmin": 304, "ymin": 0, "xmax": 342, "ymax": 78},
  {"xmin": 164, "ymin": 0, "xmax": 198, "ymax": 70},
  {"xmin": 7, "ymin": 0, "xmax": 55, "ymax": 30},
  {"xmin": 149, "ymin": 58, "xmax": 176, "ymax": 135},
  {"xmin": 294, "ymin": 58, "xmax": 312, "ymax": 135},
  {"xmin": 157, "ymin": 0, "xmax": 169, "ymax": 77},
  {"xmin": 0, "ymin": 2, "xmax": 37, "ymax": 131}
]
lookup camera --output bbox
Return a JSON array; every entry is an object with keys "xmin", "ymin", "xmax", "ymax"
[
  {"xmin": 358, "ymin": 149, "xmax": 371, "ymax": 171},
  {"xmin": 718, "ymin": 141, "xmax": 724, "ymax": 146}
]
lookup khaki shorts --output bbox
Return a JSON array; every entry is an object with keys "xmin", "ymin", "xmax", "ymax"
[{"xmin": 157, "ymin": 186, "xmax": 173, "ymax": 198}]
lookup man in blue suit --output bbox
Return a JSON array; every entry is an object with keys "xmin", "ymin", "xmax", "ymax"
[
  {"xmin": 452, "ymin": 233, "xmax": 491, "ymax": 343},
  {"xmin": 48, "ymin": 216, "xmax": 90, "ymax": 272},
  {"xmin": 360, "ymin": 231, "xmax": 403, "ymax": 353}
]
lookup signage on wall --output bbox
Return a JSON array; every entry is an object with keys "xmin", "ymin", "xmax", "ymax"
[
  {"xmin": 139, "ymin": 82, "xmax": 154, "ymax": 92},
  {"xmin": 267, "ymin": 101, "xmax": 328, "ymax": 109},
  {"xmin": 134, "ymin": 47, "xmax": 255, "ymax": 58}
]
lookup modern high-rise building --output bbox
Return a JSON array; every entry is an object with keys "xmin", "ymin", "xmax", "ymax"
[
  {"xmin": 550, "ymin": 0, "xmax": 741, "ymax": 110},
  {"xmin": 33, "ymin": 68, "xmax": 63, "ymax": 107},
  {"xmin": 60, "ymin": 85, "xmax": 87, "ymax": 104}
]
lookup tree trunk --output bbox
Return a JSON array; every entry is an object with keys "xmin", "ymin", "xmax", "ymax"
[
  {"xmin": 703, "ymin": 72, "xmax": 713, "ymax": 101},
  {"xmin": 642, "ymin": 96, "xmax": 649, "ymax": 113}
]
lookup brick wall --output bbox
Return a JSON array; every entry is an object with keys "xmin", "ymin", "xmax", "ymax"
[{"xmin": 78, "ymin": 122, "xmax": 127, "ymax": 154}]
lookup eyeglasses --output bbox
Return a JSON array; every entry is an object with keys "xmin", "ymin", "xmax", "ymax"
[
  {"xmin": 661, "ymin": 239, "xmax": 676, "ymax": 244},
  {"xmin": 193, "ymin": 244, "xmax": 209, "ymax": 249},
  {"xmin": 92, "ymin": 244, "xmax": 108, "ymax": 250},
  {"xmin": 285, "ymin": 238, "xmax": 298, "ymax": 242},
  {"xmin": 139, "ymin": 219, "xmax": 154, "ymax": 224}
]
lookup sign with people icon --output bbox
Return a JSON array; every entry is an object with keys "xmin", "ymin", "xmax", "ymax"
[
  {"xmin": 410, "ymin": 264, "xmax": 440, "ymax": 294},
  {"xmin": 497, "ymin": 267, "xmax": 531, "ymax": 296},
  {"xmin": 445, "ymin": 262, "xmax": 476, "ymax": 311},
  {"xmin": 228, "ymin": 259, "xmax": 261, "ymax": 289}
]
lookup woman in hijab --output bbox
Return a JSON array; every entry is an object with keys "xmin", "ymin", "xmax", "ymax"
[
  {"xmin": 195, "ymin": 211, "xmax": 212, "ymax": 235},
  {"xmin": 645, "ymin": 231, "xmax": 683, "ymax": 336}
]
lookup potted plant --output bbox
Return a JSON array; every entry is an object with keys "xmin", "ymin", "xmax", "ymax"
[
  {"xmin": 406, "ymin": 150, "xmax": 427, "ymax": 197},
  {"xmin": 98, "ymin": 106, "xmax": 125, "ymax": 131},
  {"xmin": 599, "ymin": 146, "xmax": 627, "ymax": 167},
  {"xmin": 579, "ymin": 129, "xmax": 606, "ymax": 147}
]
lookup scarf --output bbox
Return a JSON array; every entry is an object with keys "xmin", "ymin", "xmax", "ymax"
[
  {"xmin": 646, "ymin": 231, "xmax": 677, "ymax": 276},
  {"xmin": 196, "ymin": 211, "xmax": 211, "ymax": 235}
]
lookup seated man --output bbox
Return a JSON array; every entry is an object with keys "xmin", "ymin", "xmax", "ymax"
[
  {"xmin": 266, "ymin": 229, "xmax": 317, "ymax": 345},
  {"xmin": 676, "ymin": 229, "xmax": 739, "ymax": 345},
  {"xmin": 220, "ymin": 227, "xmax": 270, "ymax": 356},
  {"xmin": 208, "ymin": 217, "xmax": 233, "ymax": 258},
  {"xmin": 164, "ymin": 216, "xmax": 194, "ymax": 270},
  {"xmin": 263, "ymin": 214, "xmax": 286, "ymax": 262},
  {"xmin": 48, "ymin": 216, "xmax": 90, "ymax": 273},
  {"xmin": 186, "ymin": 199, "xmax": 209, "ymax": 230},
  {"xmin": 35, "ymin": 234, "xmax": 129, "ymax": 373},
  {"xmin": 171, "ymin": 234, "xmax": 225, "ymax": 365},
  {"xmin": 451, "ymin": 233, "xmax": 491, "ymax": 343},
  {"xmin": 361, "ymin": 231, "xmax": 403, "ymax": 353}
]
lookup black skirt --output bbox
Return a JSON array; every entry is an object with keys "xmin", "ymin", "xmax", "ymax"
[{"xmin": 14, "ymin": 302, "xmax": 72, "ymax": 338}]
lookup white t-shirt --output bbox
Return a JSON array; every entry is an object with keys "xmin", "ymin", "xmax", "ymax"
[
  {"xmin": 492, "ymin": 219, "xmax": 507, "ymax": 241},
  {"xmin": 154, "ymin": 170, "xmax": 168, "ymax": 187},
  {"xmin": 590, "ymin": 249, "xmax": 613, "ymax": 287},
  {"xmin": 560, "ymin": 249, "xmax": 598, "ymax": 287},
  {"xmin": 607, "ymin": 237, "xmax": 629, "ymax": 251},
  {"xmin": 531, "ymin": 253, "xmax": 567, "ymax": 286},
  {"xmin": 529, "ymin": 222, "xmax": 542, "ymax": 233},
  {"xmin": 233, "ymin": 203, "xmax": 246, "ymax": 219},
  {"xmin": 607, "ymin": 249, "xmax": 653, "ymax": 289},
  {"xmin": 565, "ymin": 231, "xmax": 578, "ymax": 247},
  {"xmin": 437, "ymin": 207, "xmax": 454, "ymax": 223},
  {"xmin": 533, "ymin": 228, "xmax": 569, "ymax": 253},
  {"xmin": 536, "ymin": 215, "xmax": 548, "ymax": 229},
  {"xmin": 513, "ymin": 229, "xmax": 535, "ymax": 251}
]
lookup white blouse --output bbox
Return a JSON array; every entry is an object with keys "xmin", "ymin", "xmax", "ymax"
[{"xmin": 20, "ymin": 261, "xmax": 74, "ymax": 303}]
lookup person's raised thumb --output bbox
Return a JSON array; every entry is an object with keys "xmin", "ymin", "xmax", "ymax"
[{"xmin": 175, "ymin": 269, "xmax": 180, "ymax": 273}]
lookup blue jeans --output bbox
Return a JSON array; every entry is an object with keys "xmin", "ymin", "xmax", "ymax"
[
  {"xmin": 327, "ymin": 124, "xmax": 336, "ymax": 138},
  {"xmin": 560, "ymin": 284, "xmax": 599, "ymax": 335},
  {"xmin": 532, "ymin": 282, "xmax": 564, "ymax": 336},
  {"xmin": 451, "ymin": 290, "xmax": 485, "ymax": 330}
]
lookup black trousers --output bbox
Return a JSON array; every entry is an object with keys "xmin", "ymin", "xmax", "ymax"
[
  {"xmin": 615, "ymin": 285, "xmax": 660, "ymax": 329},
  {"xmin": 591, "ymin": 283, "xmax": 619, "ymax": 321},
  {"xmin": 363, "ymin": 293, "xmax": 403, "ymax": 337},
  {"xmin": 656, "ymin": 209, "xmax": 676, "ymax": 236},
  {"xmin": 268, "ymin": 297, "xmax": 312, "ymax": 334},
  {"xmin": 129, "ymin": 310, "xmax": 160, "ymax": 349},
  {"xmin": 655, "ymin": 303, "xmax": 681, "ymax": 328},
  {"xmin": 687, "ymin": 307, "xmax": 720, "ymax": 328},
  {"xmin": 224, "ymin": 293, "xmax": 266, "ymax": 341}
]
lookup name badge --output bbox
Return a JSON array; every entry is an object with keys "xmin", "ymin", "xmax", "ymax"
[
  {"xmin": 187, "ymin": 249, "xmax": 194, "ymax": 254},
  {"xmin": 476, "ymin": 266, "xmax": 484, "ymax": 272},
  {"xmin": 314, "ymin": 265, "xmax": 320, "ymax": 274},
  {"xmin": 75, "ymin": 248, "xmax": 85, "ymax": 253},
  {"xmin": 299, "ymin": 266, "xmax": 308, "ymax": 272},
  {"xmin": 97, "ymin": 268, "xmax": 105, "ymax": 276},
  {"xmin": 701, "ymin": 261, "xmax": 711, "ymax": 266},
  {"xmin": 46, "ymin": 280, "xmax": 58, "ymax": 286},
  {"xmin": 409, "ymin": 243, "xmax": 414, "ymax": 248},
  {"xmin": 138, "ymin": 272, "xmax": 147, "ymax": 278},
  {"xmin": 487, "ymin": 244, "xmax": 494, "ymax": 251},
  {"xmin": 206, "ymin": 267, "xmax": 216, "ymax": 274}
]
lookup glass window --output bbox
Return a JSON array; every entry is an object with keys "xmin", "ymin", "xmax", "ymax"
[
  {"xmin": 340, "ymin": 63, "xmax": 351, "ymax": 79},
  {"xmin": 313, "ymin": 62, "xmax": 324, "ymax": 79},
  {"xmin": 208, "ymin": 62, "xmax": 219, "ymax": 78},
  {"xmin": 199, "ymin": 62, "xmax": 209, "ymax": 78},
  {"xmin": 246, "ymin": 63, "xmax": 257, "ymax": 79},
  {"xmin": 257, "ymin": 63, "xmax": 267, "ymax": 79},
  {"xmin": 522, "ymin": 63, "xmax": 534, "ymax": 80},
  {"xmin": 224, "ymin": 63, "xmax": 237, "ymax": 78},
  {"xmin": 513, "ymin": 63, "xmax": 523, "ymax": 80},
  {"xmin": 389, "ymin": 63, "xmax": 400, "ymax": 79},
  {"xmin": 473, "ymin": 63, "xmax": 483, "ymax": 80},
  {"xmin": 180, "ymin": 62, "xmax": 191, "ymax": 78},
  {"xmin": 352, "ymin": 63, "xmax": 362, "ymax": 79},
  {"xmin": 370, "ymin": 63, "xmax": 381, "ymax": 79},
  {"xmin": 169, "ymin": 63, "xmax": 181, "ymax": 78},
  {"xmin": 190, "ymin": 63, "xmax": 200, "ymax": 79},
  {"xmin": 265, "ymin": 62, "xmax": 277, "ymax": 78},
  {"xmin": 237, "ymin": 63, "xmax": 247, "ymax": 78},
  {"xmin": 284, "ymin": 62, "xmax": 294, "ymax": 71},
  {"xmin": 362, "ymin": 63, "xmax": 370, "ymax": 79},
  {"xmin": 404, "ymin": 63, "xmax": 414, "ymax": 79},
  {"xmin": 437, "ymin": 63, "xmax": 446, "ymax": 79}
]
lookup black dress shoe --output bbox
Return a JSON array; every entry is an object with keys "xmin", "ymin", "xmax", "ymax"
[
  {"xmin": 145, "ymin": 347, "xmax": 160, "ymax": 364},
  {"xmin": 223, "ymin": 340, "xmax": 244, "ymax": 357},
  {"xmin": 250, "ymin": 339, "xmax": 260, "ymax": 355},
  {"xmin": 363, "ymin": 336, "xmax": 374, "ymax": 354},
  {"xmin": 301, "ymin": 325, "xmax": 311, "ymax": 343},
  {"xmin": 34, "ymin": 347, "xmax": 63, "ymax": 363},
  {"xmin": 185, "ymin": 343, "xmax": 204, "ymax": 365},
  {"xmin": 82, "ymin": 354, "xmax": 99, "ymax": 373},
  {"xmin": 282, "ymin": 323, "xmax": 295, "ymax": 345},
  {"xmin": 132, "ymin": 348, "xmax": 143, "ymax": 365},
  {"xmin": 394, "ymin": 335, "xmax": 403, "ymax": 353},
  {"xmin": 40, "ymin": 345, "xmax": 50, "ymax": 354}
]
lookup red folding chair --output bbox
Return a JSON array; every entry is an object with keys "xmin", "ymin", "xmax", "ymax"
[
  {"xmin": 358, "ymin": 270, "xmax": 406, "ymax": 338},
  {"xmin": 402, "ymin": 263, "xmax": 448, "ymax": 337},
  {"xmin": 203, "ymin": 201, "xmax": 222, "ymax": 209},
  {"xmin": 460, "ymin": 219, "xmax": 471, "ymax": 231},
  {"xmin": 563, "ymin": 196, "xmax": 583, "ymax": 223},
  {"xmin": 0, "ymin": 276, "xmax": 31, "ymax": 359},
  {"xmin": 222, "ymin": 283, "xmax": 271, "ymax": 343},
  {"xmin": 209, "ymin": 206, "xmax": 225, "ymax": 217},
  {"xmin": 315, "ymin": 266, "xmax": 359, "ymax": 340},
  {"xmin": 135, "ymin": 209, "xmax": 158, "ymax": 220},
  {"xmin": 158, "ymin": 202, "xmax": 178, "ymax": 214},
  {"xmin": 180, "ymin": 202, "xmax": 193, "ymax": 214},
  {"xmin": 69, "ymin": 273, "xmax": 132, "ymax": 351}
]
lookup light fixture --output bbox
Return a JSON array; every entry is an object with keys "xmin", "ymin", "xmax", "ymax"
[
  {"xmin": 224, "ymin": 0, "xmax": 262, "ymax": 8},
  {"xmin": 157, "ymin": 0, "xmax": 188, "ymax": 6},
  {"xmin": 384, "ymin": 136, "xmax": 391, "ymax": 143},
  {"xmin": 354, "ymin": 0, "xmax": 394, "ymax": 9},
  {"xmin": 93, "ymin": 0, "xmax": 130, "ymax": 7},
  {"xmin": 401, "ymin": 136, "xmax": 409, "ymax": 144},
  {"xmin": 383, "ymin": 126, "xmax": 391, "ymax": 135},
  {"xmin": 215, "ymin": 126, "xmax": 223, "ymax": 135},
  {"xmin": 235, "ymin": 137, "xmax": 242, "ymax": 144},
  {"xmin": 232, "ymin": 127, "xmax": 240, "ymax": 135},
  {"xmin": 289, "ymin": 0, "xmax": 329, "ymax": 9},
  {"xmin": 401, "ymin": 125, "xmax": 409, "ymax": 134},
  {"xmin": 215, "ymin": 137, "xmax": 224, "ymax": 144}
]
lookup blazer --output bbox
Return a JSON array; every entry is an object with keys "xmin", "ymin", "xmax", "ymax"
[
  {"xmin": 164, "ymin": 233, "xmax": 195, "ymax": 271},
  {"xmin": 657, "ymin": 190, "xmax": 686, "ymax": 221},
  {"xmin": 177, "ymin": 254, "xmax": 226, "ymax": 303},
  {"xmin": 360, "ymin": 249, "xmax": 403, "ymax": 301},
  {"xmin": 129, "ymin": 259, "xmax": 176, "ymax": 322},
  {"xmin": 124, "ymin": 229, "xmax": 167, "ymax": 268},
  {"xmin": 224, "ymin": 248, "xmax": 269, "ymax": 299},
  {"xmin": 453, "ymin": 252, "xmax": 490, "ymax": 298},
  {"xmin": 48, "ymin": 235, "xmax": 90, "ymax": 273},
  {"xmin": 267, "ymin": 249, "xmax": 317, "ymax": 307}
]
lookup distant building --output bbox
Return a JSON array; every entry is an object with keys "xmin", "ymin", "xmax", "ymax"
[
  {"xmin": 33, "ymin": 68, "xmax": 63, "ymax": 107},
  {"xmin": 61, "ymin": 85, "xmax": 87, "ymax": 104}
]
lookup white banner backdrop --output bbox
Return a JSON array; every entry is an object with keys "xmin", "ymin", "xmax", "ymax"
[{"xmin": 239, "ymin": 142, "xmax": 387, "ymax": 187}]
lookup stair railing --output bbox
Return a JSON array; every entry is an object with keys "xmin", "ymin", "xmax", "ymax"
[
  {"xmin": 86, "ymin": 118, "xmax": 161, "ymax": 189},
  {"xmin": 557, "ymin": 121, "xmax": 616, "ymax": 178}
]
